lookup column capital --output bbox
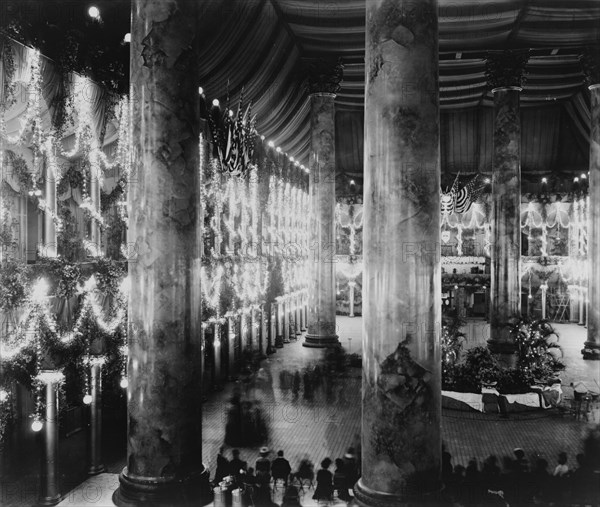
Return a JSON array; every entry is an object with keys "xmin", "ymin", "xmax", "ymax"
[
  {"xmin": 580, "ymin": 45, "xmax": 600, "ymax": 88},
  {"xmin": 306, "ymin": 57, "xmax": 344, "ymax": 95},
  {"xmin": 485, "ymin": 50, "xmax": 529, "ymax": 90},
  {"xmin": 36, "ymin": 370, "xmax": 65, "ymax": 385}
]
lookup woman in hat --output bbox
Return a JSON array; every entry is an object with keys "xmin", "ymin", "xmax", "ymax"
[{"xmin": 256, "ymin": 447, "xmax": 272, "ymax": 487}]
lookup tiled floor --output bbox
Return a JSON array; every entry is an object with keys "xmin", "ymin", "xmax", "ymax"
[{"xmin": 4, "ymin": 316, "xmax": 599, "ymax": 507}]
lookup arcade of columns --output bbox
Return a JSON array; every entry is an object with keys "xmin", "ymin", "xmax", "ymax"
[{"xmin": 112, "ymin": 0, "xmax": 600, "ymax": 505}]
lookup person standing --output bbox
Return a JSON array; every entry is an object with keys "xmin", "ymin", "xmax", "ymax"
[{"xmin": 313, "ymin": 458, "xmax": 334, "ymax": 501}]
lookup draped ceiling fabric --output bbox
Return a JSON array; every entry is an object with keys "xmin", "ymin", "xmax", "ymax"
[
  {"xmin": 1, "ymin": 39, "xmax": 120, "ymax": 192},
  {"xmin": 194, "ymin": 0, "xmax": 599, "ymax": 185}
]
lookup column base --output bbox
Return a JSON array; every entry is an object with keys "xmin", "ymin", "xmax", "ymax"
[
  {"xmin": 88, "ymin": 464, "xmax": 106, "ymax": 476},
  {"xmin": 38, "ymin": 494, "xmax": 62, "ymax": 506},
  {"xmin": 303, "ymin": 334, "xmax": 340, "ymax": 348},
  {"xmin": 353, "ymin": 479, "xmax": 445, "ymax": 507},
  {"xmin": 113, "ymin": 466, "xmax": 212, "ymax": 507},
  {"xmin": 582, "ymin": 342, "xmax": 600, "ymax": 360}
]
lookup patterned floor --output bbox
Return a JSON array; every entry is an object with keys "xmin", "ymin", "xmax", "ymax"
[{"xmin": 4, "ymin": 317, "xmax": 599, "ymax": 507}]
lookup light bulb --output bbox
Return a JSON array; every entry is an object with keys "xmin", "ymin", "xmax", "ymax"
[
  {"xmin": 32, "ymin": 420, "xmax": 43, "ymax": 432},
  {"xmin": 228, "ymin": 109, "xmax": 234, "ymax": 117},
  {"xmin": 0, "ymin": 390, "xmax": 7, "ymax": 402},
  {"xmin": 268, "ymin": 141, "xmax": 274, "ymax": 148},
  {"xmin": 350, "ymin": 180, "xmax": 355, "ymax": 185},
  {"xmin": 541, "ymin": 178, "xmax": 547, "ymax": 183},
  {"xmin": 581, "ymin": 173, "xmax": 587, "ymax": 179},
  {"xmin": 484, "ymin": 178, "xmax": 491, "ymax": 184},
  {"xmin": 574, "ymin": 177, "xmax": 579, "ymax": 182},
  {"xmin": 276, "ymin": 147, "xmax": 281, "ymax": 153},
  {"xmin": 289, "ymin": 156, "xmax": 294, "ymax": 162},
  {"xmin": 124, "ymin": 33, "xmax": 131, "ymax": 43},
  {"xmin": 83, "ymin": 394, "xmax": 93, "ymax": 405},
  {"xmin": 88, "ymin": 6, "xmax": 100, "ymax": 19},
  {"xmin": 260, "ymin": 135, "xmax": 265, "ymax": 141},
  {"xmin": 454, "ymin": 285, "xmax": 459, "ymax": 289},
  {"xmin": 120, "ymin": 378, "xmax": 128, "ymax": 389},
  {"xmin": 198, "ymin": 87, "xmax": 203, "ymax": 95},
  {"xmin": 212, "ymin": 99, "xmax": 219, "ymax": 107}
]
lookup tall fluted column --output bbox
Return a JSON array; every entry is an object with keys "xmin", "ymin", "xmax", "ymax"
[
  {"xmin": 582, "ymin": 49, "xmax": 600, "ymax": 358},
  {"xmin": 486, "ymin": 51, "xmax": 528, "ymax": 364},
  {"xmin": 356, "ymin": 1, "xmax": 441, "ymax": 504},
  {"xmin": 114, "ymin": 1, "xmax": 208, "ymax": 504},
  {"xmin": 88, "ymin": 357, "xmax": 106, "ymax": 475},
  {"xmin": 38, "ymin": 370, "xmax": 64, "ymax": 506},
  {"xmin": 214, "ymin": 322, "xmax": 222, "ymax": 387},
  {"xmin": 304, "ymin": 58, "xmax": 342, "ymax": 348}
]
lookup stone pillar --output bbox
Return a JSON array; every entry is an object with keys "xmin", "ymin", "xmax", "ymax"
[
  {"xmin": 227, "ymin": 318, "xmax": 236, "ymax": 379},
  {"xmin": 214, "ymin": 322, "xmax": 222, "ymax": 387},
  {"xmin": 348, "ymin": 281, "xmax": 356, "ymax": 318},
  {"xmin": 283, "ymin": 301, "xmax": 290, "ymax": 343},
  {"xmin": 89, "ymin": 168, "xmax": 101, "ymax": 255},
  {"xmin": 251, "ymin": 309, "xmax": 258, "ymax": 350},
  {"xmin": 541, "ymin": 283, "xmax": 547, "ymax": 320},
  {"xmin": 582, "ymin": 51, "xmax": 600, "ymax": 357},
  {"xmin": 259, "ymin": 304, "xmax": 266, "ymax": 356},
  {"xmin": 304, "ymin": 58, "xmax": 342, "ymax": 348},
  {"xmin": 356, "ymin": 1, "xmax": 441, "ymax": 504},
  {"xmin": 88, "ymin": 357, "xmax": 106, "ymax": 475},
  {"xmin": 579, "ymin": 287, "xmax": 586, "ymax": 325},
  {"xmin": 486, "ymin": 50, "xmax": 528, "ymax": 364},
  {"xmin": 38, "ymin": 370, "xmax": 64, "ymax": 506},
  {"xmin": 114, "ymin": 1, "xmax": 209, "ymax": 504},
  {"xmin": 43, "ymin": 158, "xmax": 57, "ymax": 257},
  {"xmin": 570, "ymin": 288, "xmax": 580, "ymax": 323}
]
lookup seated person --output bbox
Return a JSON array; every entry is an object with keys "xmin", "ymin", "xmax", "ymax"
[
  {"xmin": 229, "ymin": 449, "xmax": 247, "ymax": 484},
  {"xmin": 271, "ymin": 450, "xmax": 292, "ymax": 486}
]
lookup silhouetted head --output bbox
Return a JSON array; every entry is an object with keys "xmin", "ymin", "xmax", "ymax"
[
  {"xmin": 233, "ymin": 449, "xmax": 240, "ymax": 457},
  {"xmin": 278, "ymin": 450, "xmax": 284, "ymax": 457},
  {"xmin": 321, "ymin": 458, "xmax": 332, "ymax": 469},
  {"xmin": 558, "ymin": 452, "xmax": 567, "ymax": 465},
  {"xmin": 335, "ymin": 458, "xmax": 344, "ymax": 469}
]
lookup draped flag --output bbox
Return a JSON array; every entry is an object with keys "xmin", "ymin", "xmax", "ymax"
[{"xmin": 440, "ymin": 174, "xmax": 485, "ymax": 215}]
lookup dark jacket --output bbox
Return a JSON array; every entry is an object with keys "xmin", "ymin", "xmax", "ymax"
[{"xmin": 271, "ymin": 457, "xmax": 292, "ymax": 479}]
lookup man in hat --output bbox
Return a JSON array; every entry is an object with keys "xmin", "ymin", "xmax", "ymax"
[{"xmin": 513, "ymin": 448, "xmax": 529, "ymax": 474}]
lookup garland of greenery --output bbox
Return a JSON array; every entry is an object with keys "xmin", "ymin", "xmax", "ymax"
[
  {"xmin": 0, "ymin": 35, "xmax": 17, "ymax": 110},
  {"xmin": 5, "ymin": 150, "xmax": 35, "ymax": 193}
]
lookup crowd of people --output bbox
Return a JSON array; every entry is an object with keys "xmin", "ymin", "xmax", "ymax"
[
  {"xmin": 442, "ymin": 446, "xmax": 600, "ymax": 506},
  {"xmin": 211, "ymin": 445, "xmax": 361, "ymax": 506}
]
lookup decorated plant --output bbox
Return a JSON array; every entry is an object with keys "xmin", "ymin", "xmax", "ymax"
[{"xmin": 442, "ymin": 318, "xmax": 564, "ymax": 394}]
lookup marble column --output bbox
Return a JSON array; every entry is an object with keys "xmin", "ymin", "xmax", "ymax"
[
  {"xmin": 486, "ymin": 51, "xmax": 528, "ymax": 364},
  {"xmin": 304, "ymin": 58, "xmax": 342, "ymax": 348},
  {"xmin": 38, "ymin": 370, "xmax": 64, "ymax": 506},
  {"xmin": 43, "ymin": 160, "xmax": 57, "ymax": 257},
  {"xmin": 88, "ymin": 357, "xmax": 106, "ymax": 475},
  {"xmin": 356, "ymin": 1, "xmax": 441, "ymax": 504},
  {"xmin": 228, "ymin": 318, "xmax": 236, "ymax": 379},
  {"xmin": 114, "ymin": 0, "xmax": 209, "ymax": 504},
  {"xmin": 541, "ymin": 283, "xmax": 547, "ymax": 320},
  {"xmin": 348, "ymin": 281, "xmax": 356, "ymax": 318},
  {"xmin": 283, "ymin": 301, "xmax": 290, "ymax": 343},
  {"xmin": 583, "ymin": 77, "xmax": 600, "ymax": 358},
  {"xmin": 579, "ymin": 287, "xmax": 586, "ymax": 325},
  {"xmin": 214, "ymin": 323, "xmax": 222, "ymax": 387}
]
